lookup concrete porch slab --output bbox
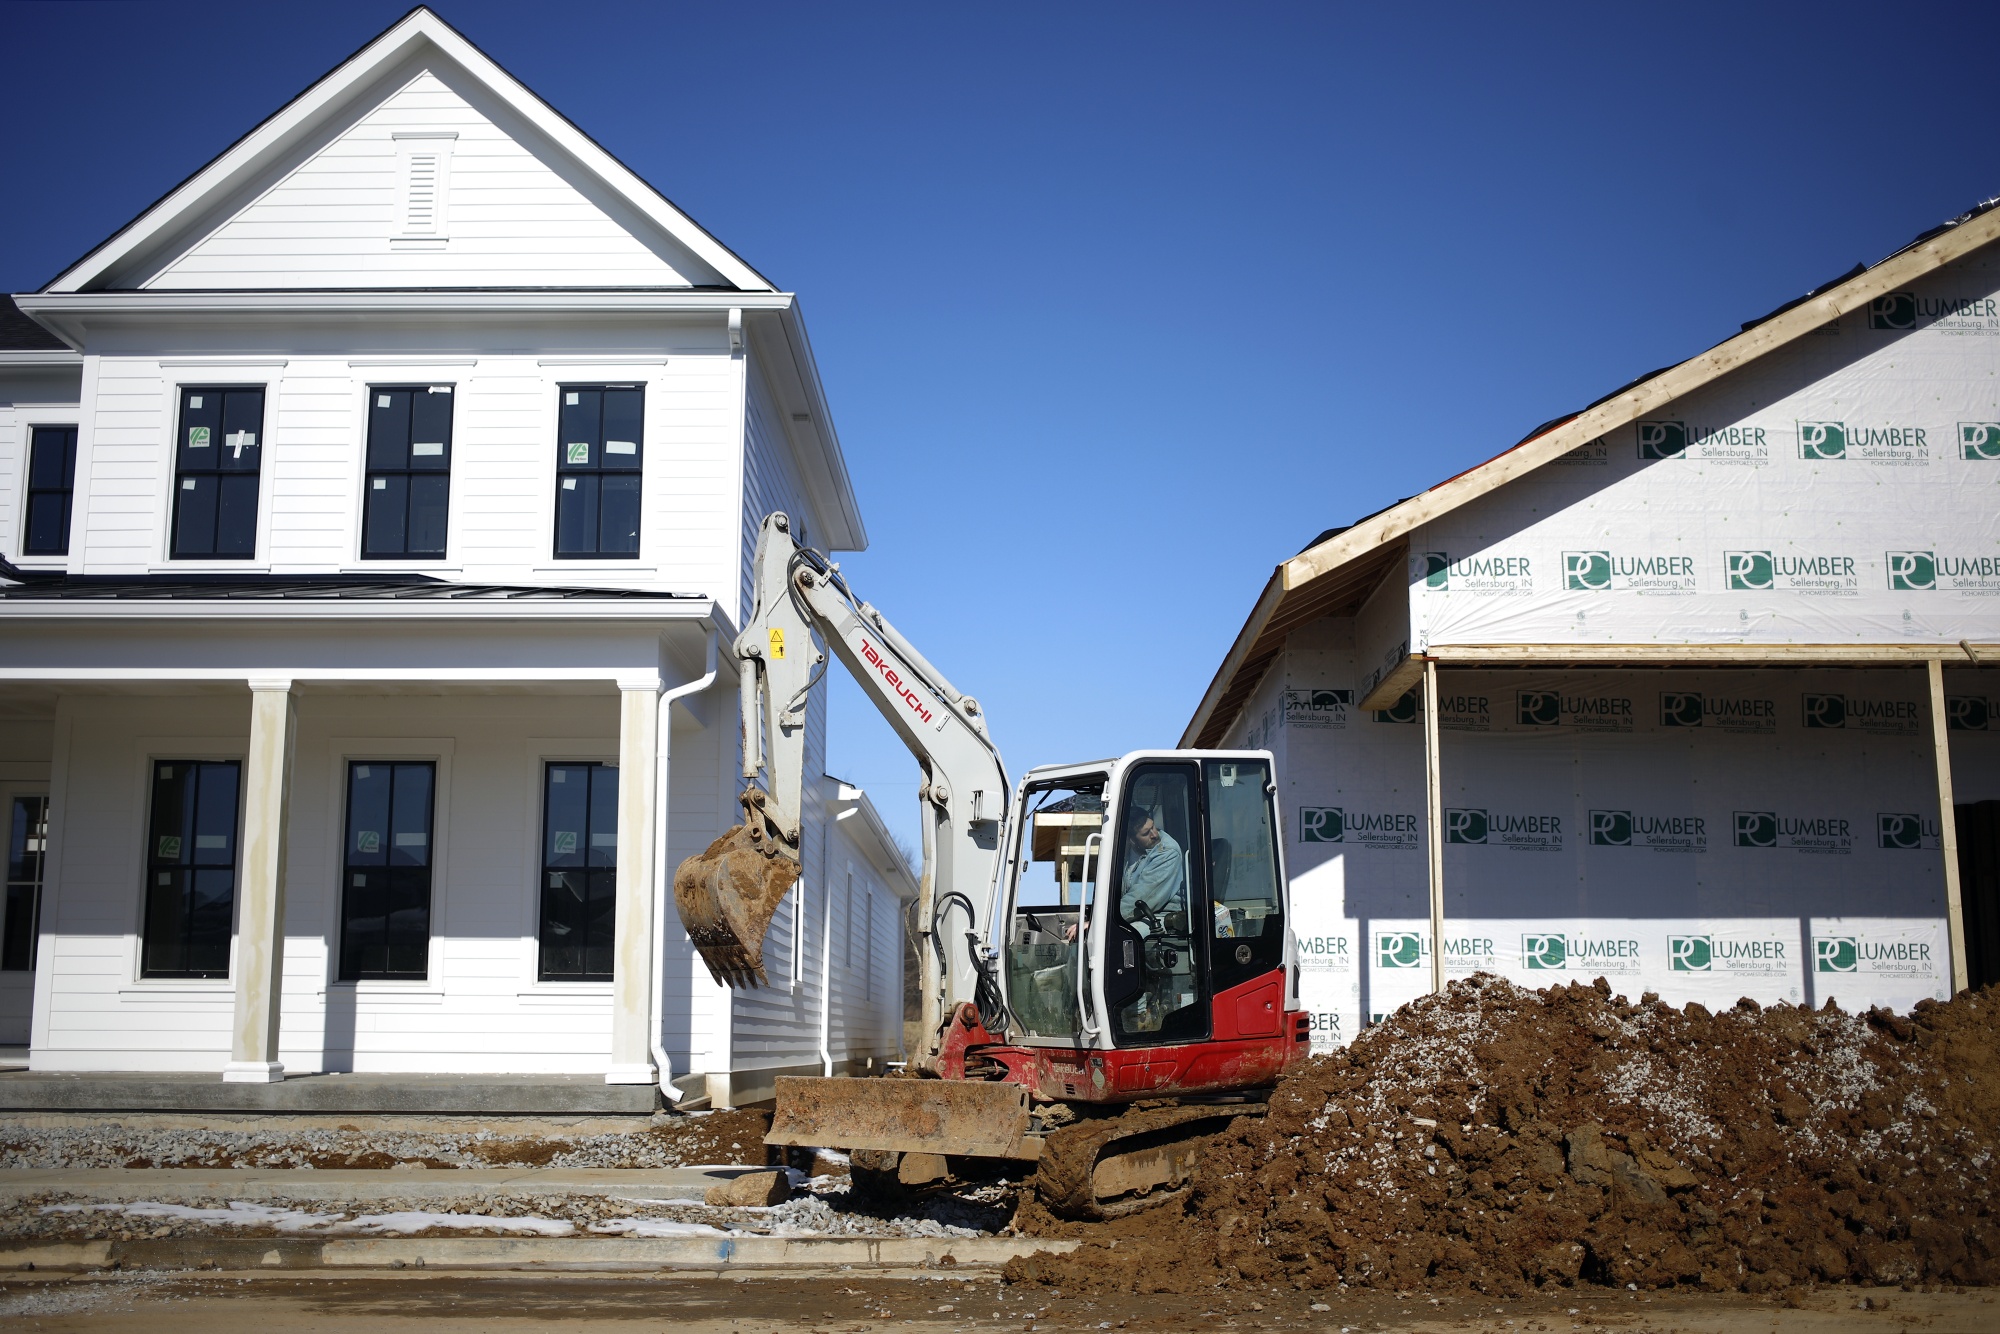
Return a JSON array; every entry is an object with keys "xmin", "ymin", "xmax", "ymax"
[{"xmin": 0, "ymin": 1071, "xmax": 660, "ymax": 1116}]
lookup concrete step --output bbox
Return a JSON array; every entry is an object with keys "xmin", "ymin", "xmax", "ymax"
[
  {"xmin": 0, "ymin": 1165, "xmax": 764, "ymax": 1205},
  {"xmin": 0, "ymin": 1070, "xmax": 659, "ymax": 1115},
  {"xmin": 0, "ymin": 1232, "xmax": 1074, "ymax": 1274}
]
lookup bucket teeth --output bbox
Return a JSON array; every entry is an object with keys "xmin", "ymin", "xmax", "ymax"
[{"xmin": 673, "ymin": 825, "xmax": 801, "ymax": 989}]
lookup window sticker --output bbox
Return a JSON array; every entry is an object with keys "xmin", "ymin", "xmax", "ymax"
[
  {"xmin": 565, "ymin": 392, "xmax": 579, "ymax": 406},
  {"xmin": 566, "ymin": 443, "xmax": 590, "ymax": 465},
  {"xmin": 395, "ymin": 832, "xmax": 427, "ymax": 847},
  {"xmin": 226, "ymin": 431, "xmax": 256, "ymax": 458},
  {"xmin": 377, "ymin": 395, "xmax": 392, "ymax": 408},
  {"xmin": 428, "ymin": 386, "xmax": 451, "ymax": 394},
  {"xmin": 372, "ymin": 479, "xmax": 388, "ymax": 490},
  {"xmin": 562, "ymin": 478, "xmax": 577, "ymax": 490},
  {"xmin": 182, "ymin": 479, "xmax": 197, "ymax": 490},
  {"xmin": 553, "ymin": 831, "xmax": 578, "ymax": 854},
  {"xmin": 188, "ymin": 427, "xmax": 211, "ymax": 448},
  {"xmin": 606, "ymin": 440, "xmax": 637, "ymax": 454},
  {"xmin": 353, "ymin": 873, "xmax": 367, "ymax": 888},
  {"xmin": 195, "ymin": 835, "xmax": 228, "ymax": 850},
  {"xmin": 157, "ymin": 836, "xmax": 182, "ymax": 859},
  {"xmin": 591, "ymin": 833, "xmax": 617, "ymax": 848},
  {"xmin": 355, "ymin": 766, "xmax": 370, "ymax": 778},
  {"xmin": 188, "ymin": 396, "xmax": 203, "ymax": 409},
  {"xmin": 356, "ymin": 831, "xmax": 381, "ymax": 854},
  {"xmin": 412, "ymin": 442, "xmax": 444, "ymax": 456},
  {"xmin": 550, "ymin": 770, "xmax": 566, "ymax": 783}
]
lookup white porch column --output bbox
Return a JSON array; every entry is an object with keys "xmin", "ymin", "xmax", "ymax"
[
  {"xmin": 224, "ymin": 678, "xmax": 296, "ymax": 1083},
  {"xmin": 607, "ymin": 677, "xmax": 661, "ymax": 1084}
]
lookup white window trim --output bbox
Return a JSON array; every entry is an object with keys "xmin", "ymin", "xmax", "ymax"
[
  {"xmin": 521, "ymin": 740, "xmax": 619, "ymax": 989},
  {"xmin": 10, "ymin": 409, "xmax": 81, "ymax": 568},
  {"xmin": 153, "ymin": 379, "xmax": 276, "ymax": 570},
  {"xmin": 320, "ymin": 738, "xmax": 455, "ymax": 991},
  {"xmin": 125, "ymin": 739, "xmax": 248, "ymax": 989}
]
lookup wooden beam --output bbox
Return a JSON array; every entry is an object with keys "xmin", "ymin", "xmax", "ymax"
[
  {"xmin": 1928, "ymin": 659, "xmax": 1970, "ymax": 995},
  {"xmin": 1423, "ymin": 658, "xmax": 1446, "ymax": 998},
  {"xmin": 1359, "ymin": 653, "xmax": 1428, "ymax": 712},
  {"xmin": 1180, "ymin": 572, "xmax": 1284, "ymax": 748},
  {"xmin": 1280, "ymin": 209, "xmax": 2000, "ymax": 595},
  {"xmin": 1424, "ymin": 642, "xmax": 1996, "ymax": 666}
]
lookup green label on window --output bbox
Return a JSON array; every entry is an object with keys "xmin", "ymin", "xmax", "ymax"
[
  {"xmin": 566, "ymin": 442, "xmax": 590, "ymax": 465},
  {"xmin": 188, "ymin": 427, "xmax": 211, "ymax": 448},
  {"xmin": 554, "ymin": 831, "xmax": 578, "ymax": 854},
  {"xmin": 356, "ymin": 831, "xmax": 381, "ymax": 854},
  {"xmin": 157, "ymin": 836, "xmax": 182, "ymax": 859}
]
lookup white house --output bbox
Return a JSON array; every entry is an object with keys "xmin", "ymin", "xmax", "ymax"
[
  {"xmin": 0, "ymin": 7, "xmax": 908, "ymax": 1108},
  {"xmin": 1185, "ymin": 202, "xmax": 2000, "ymax": 1045}
]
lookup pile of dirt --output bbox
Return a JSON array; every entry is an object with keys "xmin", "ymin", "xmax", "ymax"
[{"xmin": 1009, "ymin": 975, "xmax": 2000, "ymax": 1296}]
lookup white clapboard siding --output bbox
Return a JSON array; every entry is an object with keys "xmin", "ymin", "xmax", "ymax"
[{"xmin": 144, "ymin": 69, "xmax": 724, "ymax": 290}]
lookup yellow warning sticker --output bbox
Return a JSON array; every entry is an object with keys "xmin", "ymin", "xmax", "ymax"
[{"xmin": 768, "ymin": 628, "xmax": 786, "ymax": 660}]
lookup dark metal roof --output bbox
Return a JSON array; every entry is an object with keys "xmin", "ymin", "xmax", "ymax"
[
  {"xmin": 0, "ymin": 295, "xmax": 68, "ymax": 351},
  {"xmin": 0, "ymin": 567, "xmax": 700, "ymax": 603}
]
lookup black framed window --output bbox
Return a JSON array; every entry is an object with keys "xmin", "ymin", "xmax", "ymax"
[
  {"xmin": 554, "ymin": 386, "xmax": 643, "ymax": 558},
  {"xmin": 362, "ymin": 386, "xmax": 453, "ymax": 558},
  {"xmin": 338, "ymin": 762, "xmax": 436, "ymax": 980},
  {"xmin": 23, "ymin": 427, "xmax": 78, "ymax": 556},
  {"xmin": 538, "ymin": 762, "xmax": 618, "ymax": 980},
  {"xmin": 3, "ymin": 795, "xmax": 48, "ymax": 972},
  {"xmin": 171, "ymin": 387, "xmax": 265, "ymax": 559},
  {"xmin": 142, "ymin": 761, "xmax": 240, "ymax": 978}
]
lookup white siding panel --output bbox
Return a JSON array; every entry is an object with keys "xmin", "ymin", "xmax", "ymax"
[{"xmin": 145, "ymin": 70, "xmax": 716, "ymax": 290}]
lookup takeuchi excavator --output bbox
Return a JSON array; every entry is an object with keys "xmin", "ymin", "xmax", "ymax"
[{"xmin": 673, "ymin": 513, "xmax": 1309, "ymax": 1219}]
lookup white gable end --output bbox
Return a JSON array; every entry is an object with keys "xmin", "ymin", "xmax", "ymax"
[{"xmin": 142, "ymin": 69, "xmax": 717, "ymax": 290}]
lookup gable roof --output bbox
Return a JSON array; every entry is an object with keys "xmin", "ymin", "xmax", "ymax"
[
  {"xmin": 40, "ymin": 6, "xmax": 771, "ymax": 294},
  {"xmin": 1182, "ymin": 197, "xmax": 2000, "ymax": 748}
]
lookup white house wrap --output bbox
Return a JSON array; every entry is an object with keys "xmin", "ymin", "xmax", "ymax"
[{"xmin": 1189, "ymin": 207, "xmax": 2000, "ymax": 1049}]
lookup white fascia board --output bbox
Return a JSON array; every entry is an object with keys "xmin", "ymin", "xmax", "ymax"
[
  {"xmin": 0, "ymin": 348, "xmax": 83, "ymax": 365},
  {"xmin": 0, "ymin": 597, "xmax": 714, "ymax": 623},
  {"xmin": 743, "ymin": 306, "xmax": 867, "ymax": 553},
  {"xmin": 14, "ymin": 290, "xmax": 794, "ymax": 349},
  {"xmin": 828, "ymin": 786, "xmax": 920, "ymax": 900},
  {"xmin": 45, "ymin": 9, "xmax": 772, "ymax": 295}
]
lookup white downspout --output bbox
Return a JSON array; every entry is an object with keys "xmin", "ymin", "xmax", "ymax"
[
  {"xmin": 652, "ymin": 626, "xmax": 720, "ymax": 1103},
  {"xmin": 822, "ymin": 809, "xmax": 848, "ymax": 1076}
]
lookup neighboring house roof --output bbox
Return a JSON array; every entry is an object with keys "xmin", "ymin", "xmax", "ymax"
[
  {"xmin": 0, "ymin": 295, "xmax": 67, "ymax": 351},
  {"xmin": 1182, "ymin": 198, "xmax": 2000, "ymax": 748},
  {"xmin": 38, "ymin": 6, "xmax": 769, "ymax": 295},
  {"xmin": 826, "ymin": 777, "xmax": 922, "ymax": 902}
]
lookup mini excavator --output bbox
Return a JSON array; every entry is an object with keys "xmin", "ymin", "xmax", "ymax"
[{"xmin": 673, "ymin": 513, "xmax": 1309, "ymax": 1218}]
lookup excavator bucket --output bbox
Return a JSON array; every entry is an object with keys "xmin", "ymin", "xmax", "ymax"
[{"xmin": 673, "ymin": 825, "xmax": 800, "ymax": 988}]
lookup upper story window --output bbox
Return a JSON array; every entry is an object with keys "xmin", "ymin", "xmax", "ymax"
[
  {"xmin": 363, "ymin": 386, "xmax": 453, "ymax": 558},
  {"xmin": 23, "ymin": 426, "xmax": 77, "ymax": 556},
  {"xmin": 171, "ymin": 387, "xmax": 265, "ymax": 559},
  {"xmin": 555, "ymin": 386, "xmax": 643, "ymax": 559}
]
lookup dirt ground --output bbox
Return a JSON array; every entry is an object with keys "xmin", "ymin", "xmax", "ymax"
[
  {"xmin": 0, "ymin": 1271, "xmax": 1994, "ymax": 1331},
  {"xmin": 1011, "ymin": 977, "xmax": 1999, "ymax": 1297}
]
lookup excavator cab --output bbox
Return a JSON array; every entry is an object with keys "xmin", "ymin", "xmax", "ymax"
[{"xmin": 1001, "ymin": 750, "xmax": 1291, "ymax": 1056}]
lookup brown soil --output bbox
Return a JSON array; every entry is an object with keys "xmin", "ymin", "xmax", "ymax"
[
  {"xmin": 653, "ymin": 1106, "xmax": 778, "ymax": 1166},
  {"xmin": 1007, "ymin": 975, "xmax": 2000, "ymax": 1297}
]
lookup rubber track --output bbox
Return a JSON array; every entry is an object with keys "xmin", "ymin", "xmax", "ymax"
[{"xmin": 1032, "ymin": 1103, "xmax": 1263, "ymax": 1221}]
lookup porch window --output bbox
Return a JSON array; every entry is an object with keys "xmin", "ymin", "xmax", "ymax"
[
  {"xmin": 3, "ymin": 795, "xmax": 47, "ymax": 971},
  {"xmin": 141, "ymin": 761, "xmax": 240, "ymax": 978},
  {"xmin": 538, "ymin": 762, "xmax": 618, "ymax": 980},
  {"xmin": 338, "ymin": 762, "xmax": 436, "ymax": 980},
  {"xmin": 23, "ymin": 426, "xmax": 78, "ymax": 556},
  {"xmin": 362, "ymin": 387, "xmax": 453, "ymax": 558},
  {"xmin": 553, "ymin": 386, "xmax": 643, "ymax": 558},
  {"xmin": 171, "ymin": 387, "xmax": 265, "ymax": 559}
]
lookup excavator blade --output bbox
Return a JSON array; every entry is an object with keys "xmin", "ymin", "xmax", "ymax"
[
  {"xmin": 672, "ymin": 825, "xmax": 800, "ymax": 988},
  {"xmin": 765, "ymin": 1076, "xmax": 1036, "ymax": 1159}
]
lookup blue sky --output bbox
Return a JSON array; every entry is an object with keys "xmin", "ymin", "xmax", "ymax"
[{"xmin": 7, "ymin": 1, "xmax": 1999, "ymax": 854}]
